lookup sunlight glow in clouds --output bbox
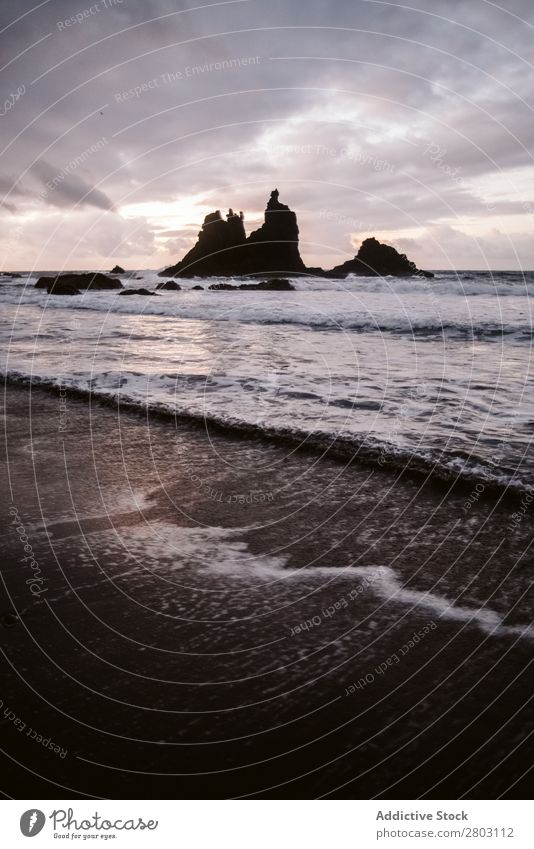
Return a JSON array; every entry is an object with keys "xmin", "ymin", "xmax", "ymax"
[{"xmin": 1, "ymin": 0, "xmax": 534, "ymax": 270}]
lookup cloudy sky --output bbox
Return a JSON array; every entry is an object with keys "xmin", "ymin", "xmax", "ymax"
[{"xmin": 1, "ymin": 0, "xmax": 533, "ymax": 271}]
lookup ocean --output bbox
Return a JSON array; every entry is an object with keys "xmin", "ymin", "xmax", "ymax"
[
  {"xmin": 2, "ymin": 270, "xmax": 534, "ymax": 797},
  {"xmin": 2, "ymin": 269, "xmax": 534, "ymax": 493}
]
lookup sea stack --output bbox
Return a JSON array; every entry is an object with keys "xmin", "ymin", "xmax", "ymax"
[
  {"xmin": 159, "ymin": 208, "xmax": 246, "ymax": 277},
  {"xmin": 327, "ymin": 237, "xmax": 434, "ymax": 278},
  {"xmin": 159, "ymin": 190, "xmax": 305, "ymax": 277},
  {"xmin": 241, "ymin": 189, "xmax": 306, "ymax": 275}
]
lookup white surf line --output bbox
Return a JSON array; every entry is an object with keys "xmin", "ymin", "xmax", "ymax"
[{"xmin": 224, "ymin": 561, "xmax": 534, "ymax": 643}]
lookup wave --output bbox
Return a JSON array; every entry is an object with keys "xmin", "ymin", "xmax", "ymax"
[
  {"xmin": 1, "ymin": 284, "xmax": 533, "ymax": 339},
  {"xmin": 242, "ymin": 561, "xmax": 534, "ymax": 643},
  {"xmin": 5, "ymin": 372, "xmax": 530, "ymax": 497},
  {"xmin": 4, "ymin": 269, "xmax": 534, "ymax": 293}
]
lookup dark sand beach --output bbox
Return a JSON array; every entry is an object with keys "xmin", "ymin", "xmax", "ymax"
[{"xmin": 0, "ymin": 383, "xmax": 533, "ymax": 799}]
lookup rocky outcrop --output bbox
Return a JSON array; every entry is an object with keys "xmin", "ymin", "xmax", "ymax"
[
  {"xmin": 110, "ymin": 265, "xmax": 125, "ymax": 274},
  {"xmin": 35, "ymin": 273, "xmax": 122, "ymax": 290},
  {"xmin": 156, "ymin": 280, "xmax": 181, "ymax": 291},
  {"xmin": 45, "ymin": 279, "xmax": 80, "ymax": 295},
  {"xmin": 246, "ymin": 278, "xmax": 294, "ymax": 290},
  {"xmin": 208, "ymin": 278, "xmax": 294, "ymax": 291},
  {"xmin": 239, "ymin": 190, "xmax": 306, "ymax": 275},
  {"xmin": 161, "ymin": 208, "xmax": 246, "ymax": 277},
  {"xmin": 159, "ymin": 194, "xmax": 432, "ymax": 280},
  {"xmin": 327, "ymin": 237, "xmax": 433, "ymax": 278},
  {"xmin": 118, "ymin": 288, "xmax": 158, "ymax": 296},
  {"xmin": 160, "ymin": 191, "xmax": 305, "ymax": 277}
]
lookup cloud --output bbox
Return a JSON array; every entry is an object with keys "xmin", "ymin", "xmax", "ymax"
[
  {"xmin": 0, "ymin": 0, "xmax": 533, "ymax": 268},
  {"xmin": 31, "ymin": 159, "xmax": 115, "ymax": 210}
]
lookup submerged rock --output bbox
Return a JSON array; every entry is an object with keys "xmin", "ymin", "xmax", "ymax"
[
  {"xmin": 118, "ymin": 288, "xmax": 158, "ymax": 296},
  {"xmin": 327, "ymin": 237, "xmax": 433, "ymax": 278},
  {"xmin": 156, "ymin": 280, "xmax": 182, "ymax": 291},
  {"xmin": 35, "ymin": 273, "xmax": 122, "ymax": 290},
  {"xmin": 46, "ymin": 279, "xmax": 80, "ymax": 296},
  {"xmin": 208, "ymin": 278, "xmax": 295, "ymax": 291},
  {"xmin": 160, "ymin": 191, "xmax": 305, "ymax": 277},
  {"xmin": 255, "ymin": 278, "xmax": 293, "ymax": 291},
  {"xmin": 161, "ymin": 208, "xmax": 246, "ymax": 277}
]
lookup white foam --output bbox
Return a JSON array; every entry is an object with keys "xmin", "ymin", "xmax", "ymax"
[
  {"xmin": 270, "ymin": 563, "xmax": 534, "ymax": 643},
  {"xmin": 205, "ymin": 552, "xmax": 534, "ymax": 643}
]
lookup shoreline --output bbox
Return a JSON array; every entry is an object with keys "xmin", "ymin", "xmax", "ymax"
[
  {"xmin": 4, "ymin": 375, "xmax": 528, "ymax": 502},
  {"xmin": 1, "ymin": 383, "xmax": 533, "ymax": 798}
]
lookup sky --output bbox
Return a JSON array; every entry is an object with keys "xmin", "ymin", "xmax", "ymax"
[{"xmin": 1, "ymin": 0, "xmax": 533, "ymax": 271}]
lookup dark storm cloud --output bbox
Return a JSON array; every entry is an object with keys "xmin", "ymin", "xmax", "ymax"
[
  {"xmin": 1, "ymin": 0, "xmax": 534, "ymax": 269},
  {"xmin": 31, "ymin": 158, "xmax": 115, "ymax": 209}
]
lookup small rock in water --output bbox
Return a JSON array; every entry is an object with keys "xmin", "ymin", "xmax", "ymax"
[
  {"xmin": 156, "ymin": 280, "xmax": 182, "ymax": 291},
  {"xmin": 118, "ymin": 288, "xmax": 158, "ymax": 296},
  {"xmin": 36, "ymin": 273, "xmax": 122, "ymax": 291}
]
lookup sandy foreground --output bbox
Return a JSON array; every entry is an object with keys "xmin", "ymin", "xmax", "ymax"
[{"xmin": 0, "ymin": 383, "xmax": 532, "ymax": 799}]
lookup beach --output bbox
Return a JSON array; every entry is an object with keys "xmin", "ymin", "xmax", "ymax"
[{"xmin": 1, "ymin": 382, "xmax": 533, "ymax": 799}]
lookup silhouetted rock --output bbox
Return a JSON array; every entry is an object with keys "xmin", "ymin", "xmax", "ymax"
[
  {"xmin": 160, "ymin": 191, "xmax": 305, "ymax": 277},
  {"xmin": 118, "ymin": 288, "xmax": 158, "ymax": 296},
  {"xmin": 256, "ymin": 278, "xmax": 293, "ymax": 291},
  {"xmin": 242, "ymin": 190, "xmax": 305, "ymax": 275},
  {"xmin": 110, "ymin": 265, "xmax": 125, "ymax": 274},
  {"xmin": 208, "ymin": 278, "xmax": 295, "ymax": 291},
  {"xmin": 156, "ymin": 280, "xmax": 181, "ymax": 291},
  {"xmin": 158, "ymin": 194, "xmax": 432, "ymax": 280},
  {"xmin": 239, "ymin": 279, "xmax": 294, "ymax": 290},
  {"xmin": 327, "ymin": 237, "xmax": 433, "ymax": 278},
  {"xmin": 45, "ymin": 279, "xmax": 80, "ymax": 295},
  {"xmin": 35, "ymin": 273, "xmax": 122, "ymax": 290},
  {"xmin": 161, "ymin": 209, "xmax": 246, "ymax": 277}
]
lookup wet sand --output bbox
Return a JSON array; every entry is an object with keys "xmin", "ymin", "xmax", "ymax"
[{"xmin": 0, "ymin": 383, "xmax": 533, "ymax": 799}]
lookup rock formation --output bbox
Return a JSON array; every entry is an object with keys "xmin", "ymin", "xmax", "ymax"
[
  {"xmin": 159, "ymin": 193, "xmax": 432, "ymax": 280},
  {"xmin": 160, "ymin": 191, "xmax": 305, "ymax": 277},
  {"xmin": 45, "ymin": 279, "xmax": 81, "ymax": 296},
  {"xmin": 35, "ymin": 273, "xmax": 123, "ymax": 291},
  {"xmin": 207, "ymin": 278, "xmax": 294, "ymax": 291},
  {"xmin": 160, "ymin": 208, "xmax": 246, "ymax": 277},
  {"xmin": 110, "ymin": 265, "xmax": 125, "ymax": 274},
  {"xmin": 118, "ymin": 288, "xmax": 158, "ymax": 296},
  {"xmin": 327, "ymin": 237, "xmax": 433, "ymax": 278},
  {"xmin": 239, "ymin": 190, "xmax": 305, "ymax": 275},
  {"xmin": 156, "ymin": 280, "xmax": 182, "ymax": 291}
]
